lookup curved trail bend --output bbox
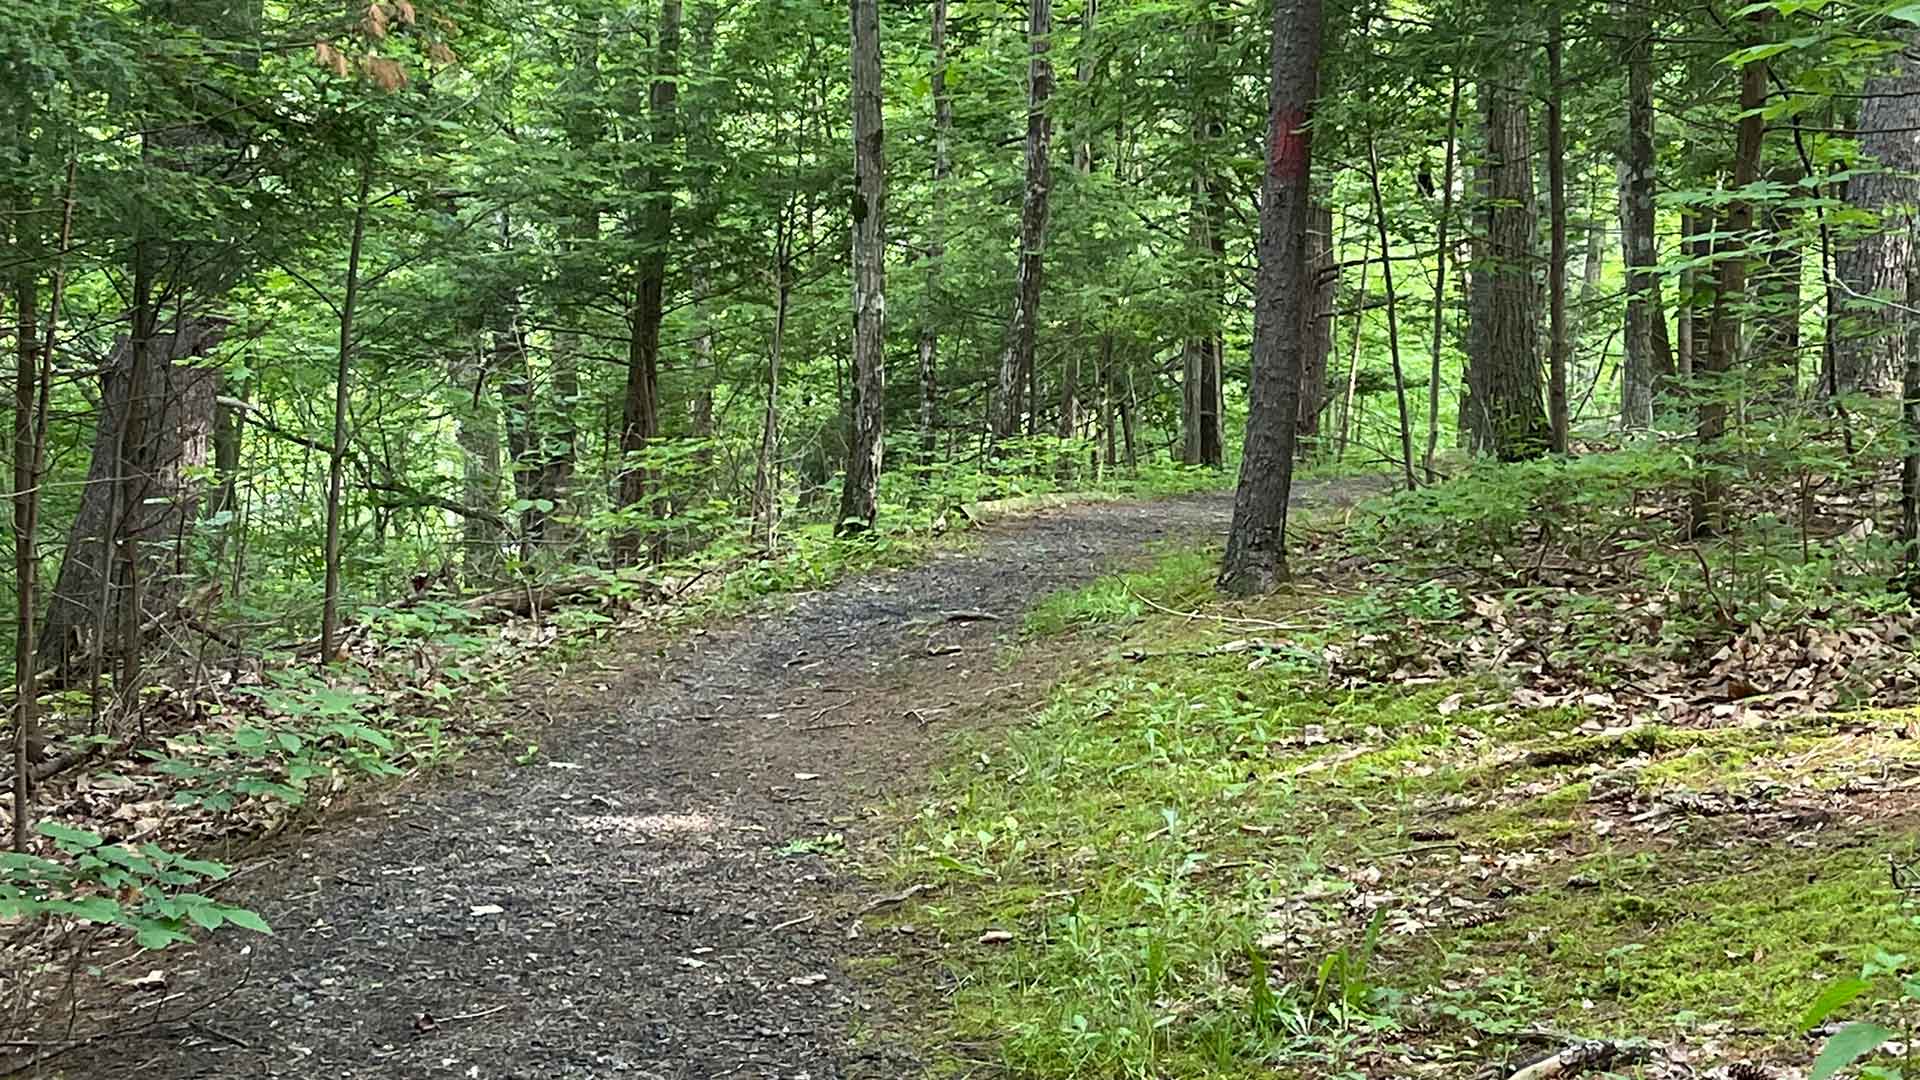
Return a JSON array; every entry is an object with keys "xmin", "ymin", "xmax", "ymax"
[{"xmin": 61, "ymin": 486, "xmax": 1356, "ymax": 1079}]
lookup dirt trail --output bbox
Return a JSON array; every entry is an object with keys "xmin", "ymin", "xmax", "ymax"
[{"xmin": 47, "ymin": 487, "xmax": 1352, "ymax": 1079}]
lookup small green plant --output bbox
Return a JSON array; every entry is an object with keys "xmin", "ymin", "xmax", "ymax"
[
  {"xmin": 0, "ymin": 823, "xmax": 269, "ymax": 949},
  {"xmin": 778, "ymin": 832, "xmax": 845, "ymax": 857}
]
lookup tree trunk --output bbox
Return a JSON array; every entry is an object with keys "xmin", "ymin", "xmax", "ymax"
[
  {"xmin": 1695, "ymin": 16, "xmax": 1768, "ymax": 535},
  {"xmin": 1619, "ymin": 0, "xmax": 1662, "ymax": 429},
  {"xmin": 1835, "ymin": 31, "xmax": 1920, "ymax": 397},
  {"xmin": 452, "ymin": 340, "xmax": 503, "ymax": 582},
  {"xmin": 614, "ymin": 0, "xmax": 682, "ymax": 564},
  {"xmin": 38, "ymin": 322, "xmax": 221, "ymax": 681},
  {"xmin": 1338, "ymin": 230, "xmax": 1371, "ymax": 459},
  {"xmin": 1901, "ymin": 238, "xmax": 1920, "ymax": 589},
  {"xmin": 752, "ymin": 243, "xmax": 791, "ymax": 548},
  {"xmin": 838, "ymin": 0, "xmax": 886, "ymax": 534},
  {"xmin": 918, "ymin": 0, "xmax": 952, "ymax": 460},
  {"xmin": 320, "ymin": 159, "xmax": 373, "ymax": 661},
  {"xmin": 1472, "ymin": 61, "xmax": 1549, "ymax": 461},
  {"xmin": 1180, "ymin": 6, "xmax": 1225, "ymax": 467},
  {"xmin": 547, "ymin": 5, "xmax": 601, "ymax": 541},
  {"xmin": 1299, "ymin": 204, "xmax": 1335, "ymax": 457},
  {"xmin": 1218, "ymin": 0, "xmax": 1322, "ymax": 595},
  {"xmin": 1059, "ymin": 0, "xmax": 1098, "ymax": 443},
  {"xmin": 1425, "ymin": 72, "xmax": 1461, "ymax": 479},
  {"xmin": 1755, "ymin": 187, "xmax": 1802, "ymax": 400},
  {"xmin": 11, "ymin": 271, "xmax": 38, "ymax": 846},
  {"xmin": 1545, "ymin": 9, "xmax": 1570, "ymax": 453},
  {"xmin": 990, "ymin": 0, "xmax": 1055, "ymax": 444},
  {"xmin": 1366, "ymin": 137, "xmax": 1418, "ymax": 489}
]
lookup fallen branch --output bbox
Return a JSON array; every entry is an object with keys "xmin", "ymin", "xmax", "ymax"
[
  {"xmin": 857, "ymin": 883, "xmax": 933, "ymax": 915},
  {"xmin": 463, "ymin": 573, "xmax": 665, "ymax": 619},
  {"xmin": 1503, "ymin": 1040, "xmax": 1646, "ymax": 1080},
  {"xmin": 1130, "ymin": 590, "xmax": 1304, "ymax": 631}
]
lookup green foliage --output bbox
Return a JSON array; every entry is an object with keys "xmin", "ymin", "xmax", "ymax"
[{"xmin": 0, "ymin": 824, "xmax": 268, "ymax": 950}]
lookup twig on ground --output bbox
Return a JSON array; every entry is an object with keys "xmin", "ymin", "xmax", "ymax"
[
  {"xmin": 442, "ymin": 1003, "xmax": 512, "ymax": 1023},
  {"xmin": 1130, "ymin": 590, "xmax": 1304, "ymax": 631},
  {"xmin": 770, "ymin": 913, "xmax": 816, "ymax": 933},
  {"xmin": 857, "ymin": 883, "xmax": 932, "ymax": 915}
]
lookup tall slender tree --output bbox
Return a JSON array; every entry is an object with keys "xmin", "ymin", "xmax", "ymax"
[
  {"xmin": 917, "ymin": 0, "xmax": 952, "ymax": 459},
  {"xmin": 1470, "ymin": 38, "xmax": 1550, "ymax": 462},
  {"xmin": 838, "ymin": 0, "xmax": 886, "ymax": 533},
  {"xmin": 990, "ymin": 0, "xmax": 1055, "ymax": 443},
  {"xmin": 1617, "ymin": 0, "xmax": 1670, "ymax": 428},
  {"xmin": 1218, "ymin": 0, "xmax": 1323, "ymax": 595},
  {"xmin": 614, "ymin": 0, "xmax": 683, "ymax": 563}
]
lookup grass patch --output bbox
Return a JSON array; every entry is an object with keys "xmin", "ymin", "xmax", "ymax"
[{"xmin": 877, "ymin": 543, "xmax": 1920, "ymax": 1077}]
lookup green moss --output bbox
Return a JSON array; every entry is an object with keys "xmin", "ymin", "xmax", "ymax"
[
  {"xmin": 1488, "ymin": 841, "xmax": 1911, "ymax": 1032},
  {"xmin": 878, "ymin": 540, "xmax": 1920, "ymax": 1077}
]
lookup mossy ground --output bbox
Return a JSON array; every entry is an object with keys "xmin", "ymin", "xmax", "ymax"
[{"xmin": 867, "ymin": 529, "xmax": 1920, "ymax": 1078}]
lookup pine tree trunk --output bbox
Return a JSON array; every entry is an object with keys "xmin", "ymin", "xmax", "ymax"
[
  {"xmin": 990, "ymin": 0, "xmax": 1055, "ymax": 444},
  {"xmin": 1473, "ymin": 59, "xmax": 1550, "ymax": 461},
  {"xmin": 1835, "ymin": 31, "xmax": 1920, "ymax": 397},
  {"xmin": 615, "ymin": 0, "xmax": 682, "ymax": 564},
  {"xmin": 1219, "ymin": 0, "xmax": 1322, "ymax": 595},
  {"xmin": 838, "ymin": 0, "xmax": 886, "ymax": 534}
]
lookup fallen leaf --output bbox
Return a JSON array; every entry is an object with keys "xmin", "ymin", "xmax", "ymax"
[{"xmin": 978, "ymin": 928, "xmax": 1015, "ymax": 945}]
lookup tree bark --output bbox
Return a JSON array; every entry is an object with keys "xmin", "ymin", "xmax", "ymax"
[
  {"xmin": 615, "ymin": 0, "xmax": 683, "ymax": 564},
  {"xmin": 838, "ymin": 0, "xmax": 886, "ymax": 534},
  {"xmin": 1425, "ymin": 71, "xmax": 1461, "ymax": 479},
  {"xmin": 320, "ymin": 159, "xmax": 373, "ymax": 661},
  {"xmin": 1835, "ymin": 31, "xmax": 1920, "ymax": 397},
  {"xmin": 1366, "ymin": 137, "xmax": 1418, "ymax": 489},
  {"xmin": 1300, "ymin": 204, "xmax": 1335, "ymax": 457},
  {"xmin": 1545, "ymin": 10, "xmax": 1570, "ymax": 453},
  {"xmin": 1219, "ymin": 0, "xmax": 1322, "ymax": 596},
  {"xmin": 1619, "ymin": 0, "xmax": 1663, "ymax": 429},
  {"xmin": 1695, "ymin": 15, "xmax": 1768, "ymax": 535},
  {"xmin": 1338, "ymin": 230, "xmax": 1371, "ymax": 459},
  {"xmin": 918, "ymin": 0, "xmax": 952, "ymax": 461},
  {"xmin": 1901, "ymin": 235, "xmax": 1920, "ymax": 589},
  {"xmin": 990, "ymin": 0, "xmax": 1055, "ymax": 444},
  {"xmin": 1472, "ymin": 60, "xmax": 1549, "ymax": 461},
  {"xmin": 1059, "ymin": 0, "xmax": 1098, "ymax": 444},
  {"xmin": 38, "ymin": 323, "xmax": 221, "ymax": 681}
]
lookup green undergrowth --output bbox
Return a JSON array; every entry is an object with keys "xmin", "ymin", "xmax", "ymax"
[{"xmin": 877, "ymin": 527, "xmax": 1920, "ymax": 1078}]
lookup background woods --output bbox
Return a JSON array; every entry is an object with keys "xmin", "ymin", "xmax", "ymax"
[{"xmin": 12, "ymin": 0, "xmax": 1920, "ymax": 1039}]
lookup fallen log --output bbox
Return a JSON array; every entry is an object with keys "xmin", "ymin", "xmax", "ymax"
[{"xmin": 461, "ymin": 573, "xmax": 667, "ymax": 620}]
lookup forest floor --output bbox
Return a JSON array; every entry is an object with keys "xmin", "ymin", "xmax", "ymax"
[
  {"xmin": 27, "ymin": 466, "xmax": 1920, "ymax": 1080},
  {"xmin": 33, "ymin": 484, "xmax": 1389, "ymax": 1079}
]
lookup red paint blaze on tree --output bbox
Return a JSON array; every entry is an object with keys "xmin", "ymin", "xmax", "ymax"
[{"xmin": 1268, "ymin": 108, "xmax": 1309, "ymax": 179}]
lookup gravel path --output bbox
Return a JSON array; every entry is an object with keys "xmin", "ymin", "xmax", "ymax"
[{"xmin": 47, "ymin": 488, "xmax": 1352, "ymax": 1079}]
